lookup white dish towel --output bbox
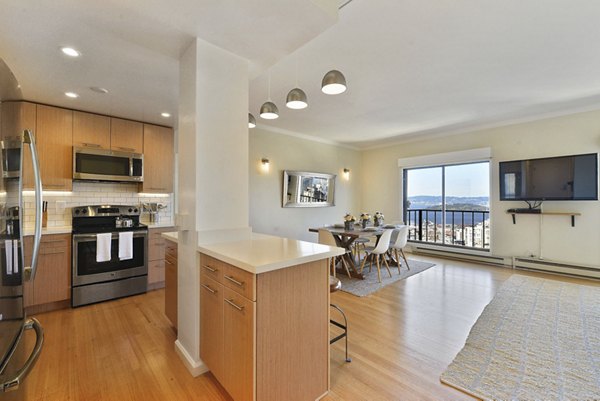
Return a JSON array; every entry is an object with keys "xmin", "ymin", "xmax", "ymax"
[
  {"xmin": 96, "ymin": 233, "xmax": 112, "ymax": 262},
  {"xmin": 5, "ymin": 240, "xmax": 13, "ymax": 275},
  {"xmin": 119, "ymin": 231, "xmax": 133, "ymax": 261},
  {"xmin": 12, "ymin": 240, "xmax": 18, "ymax": 273}
]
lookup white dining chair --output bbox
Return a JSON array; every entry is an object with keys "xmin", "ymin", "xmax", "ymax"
[
  {"xmin": 389, "ymin": 225, "xmax": 410, "ymax": 273},
  {"xmin": 318, "ymin": 229, "xmax": 352, "ymax": 278},
  {"xmin": 359, "ymin": 229, "xmax": 394, "ymax": 283}
]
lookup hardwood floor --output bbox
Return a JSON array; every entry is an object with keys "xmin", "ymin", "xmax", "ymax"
[{"xmin": 13, "ymin": 256, "xmax": 599, "ymax": 401}]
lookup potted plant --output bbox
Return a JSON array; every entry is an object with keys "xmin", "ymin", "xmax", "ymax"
[
  {"xmin": 359, "ymin": 213, "xmax": 371, "ymax": 229},
  {"xmin": 343, "ymin": 213, "xmax": 356, "ymax": 231},
  {"xmin": 373, "ymin": 211, "xmax": 384, "ymax": 227}
]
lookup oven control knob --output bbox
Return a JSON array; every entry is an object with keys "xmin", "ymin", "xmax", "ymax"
[
  {"xmin": 128, "ymin": 208, "xmax": 133, "ymax": 213},
  {"xmin": 75, "ymin": 210, "xmax": 80, "ymax": 215},
  {"xmin": 134, "ymin": 208, "xmax": 138, "ymax": 213},
  {"xmin": 82, "ymin": 209, "xmax": 87, "ymax": 214}
]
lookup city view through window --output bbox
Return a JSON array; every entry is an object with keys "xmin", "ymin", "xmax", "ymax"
[{"xmin": 403, "ymin": 161, "xmax": 490, "ymax": 249}]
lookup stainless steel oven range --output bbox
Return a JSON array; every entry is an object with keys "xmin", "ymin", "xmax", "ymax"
[{"xmin": 71, "ymin": 205, "xmax": 148, "ymax": 307}]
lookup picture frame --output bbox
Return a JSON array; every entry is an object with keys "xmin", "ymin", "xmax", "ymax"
[{"xmin": 282, "ymin": 170, "xmax": 336, "ymax": 208}]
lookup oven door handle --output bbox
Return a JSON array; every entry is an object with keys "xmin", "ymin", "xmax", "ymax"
[
  {"xmin": 22, "ymin": 129, "xmax": 43, "ymax": 282},
  {"xmin": 73, "ymin": 232, "xmax": 148, "ymax": 241}
]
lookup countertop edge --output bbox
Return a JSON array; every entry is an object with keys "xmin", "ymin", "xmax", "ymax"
[
  {"xmin": 161, "ymin": 232, "xmax": 178, "ymax": 243},
  {"xmin": 197, "ymin": 244, "xmax": 344, "ymax": 275}
]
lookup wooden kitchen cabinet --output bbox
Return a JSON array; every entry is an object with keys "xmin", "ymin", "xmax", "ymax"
[
  {"xmin": 199, "ymin": 253, "xmax": 328, "ymax": 401},
  {"xmin": 200, "ymin": 274, "xmax": 224, "ymax": 383},
  {"xmin": 1, "ymin": 101, "xmax": 36, "ymax": 190},
  {"xmin": 141, "ymin": 124, "xmax": 174, "ymax": 193},
  {"xmin": 23, "ymin": 234, "xmax": 71, "ymax": 310},
  {"xmin": 110, "ymin": 117, "xmax": 143, "ymax": 153},
  {"xmin": 33, "ymin": 105, "xmax": 73, "ymax": 191},
  {"xmin": 164, "ymin": 238, "xmax": 178, "ymax": 328},
  {"xmin": 73, "ymin": 111, "xmax": 110, "ymax": 149},
  {"xmin": 1, "ymin": 101, "xmax": 36, "ymax": 140},
  {"xmin": 222, "ymin": 287, "xmax": 255, "ymax": 401},
  {"xmin": 147, "ymin": 227, "xmax": 174, "ymax": 289}
]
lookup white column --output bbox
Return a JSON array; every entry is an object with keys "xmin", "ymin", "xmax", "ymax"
[{"xmin": 176, "ymin": 37, "xmax": 250, "ymax": 376}]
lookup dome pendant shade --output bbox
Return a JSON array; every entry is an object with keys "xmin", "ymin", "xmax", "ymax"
[
  {"xmin": 248, "ymin": 113, "xmax": 256, "ymax": 128},
  {"xmin": 286, "ymin": 88, "xmax": 308, "ymax": 109},
  {"xmin": 260, "ymin": 101, "xmax": 279, "ymax": 119},
  {"xmin": 321, "ymin": 70, "xmax": 347, "ymax": 95}
]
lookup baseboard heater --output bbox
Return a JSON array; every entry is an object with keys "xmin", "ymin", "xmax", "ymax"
[
  {"xmin": 411, "ymin": 246, "xmax": 506, "ymax": 266},
  {"xmin": 513, "ymin": 257, "xmax": 600, "ymax": 280}
]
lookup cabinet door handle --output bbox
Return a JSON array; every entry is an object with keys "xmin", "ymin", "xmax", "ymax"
[
  {"xmin": 201, "ymin": 284, "xmax": 217, "ymax": 294},
  {"xmin": 202, "ymin": 265, "xmax": 217, "ymax": 273},
  {"xmin": 225, "ymin": 298, "xmax": 244, "ymax": 311},
  {"xmin": 82, "ymin": 142, "xmax": 101, "ymax": 148},
  {"xmin": 117, "ymin": 146, "xmax": 135, "ymax": 152},
  {"xmin": 224, "ymin": 275, "xmax": 244, "ymax": 287}
]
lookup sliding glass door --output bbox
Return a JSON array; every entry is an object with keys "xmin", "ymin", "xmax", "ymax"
[{"xmin": 403, "ymin": 161, "xmax": 490, "ymax": 250}]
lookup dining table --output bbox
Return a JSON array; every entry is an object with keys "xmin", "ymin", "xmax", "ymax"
[{"xmin": 309, "ymin": 225, "xmax": 395, "ymax": 279}]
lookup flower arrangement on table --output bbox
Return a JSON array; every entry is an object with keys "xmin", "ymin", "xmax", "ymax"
[
  {"xmin": 359, "ymin": 212, "xmax": 371, "ymax": 229},
  {"xmin": 373, "ymin": 211, "xmax": 384, "ymax": 227},
  {"xmin": 343, "ymin": 213, "xmax": 356, "ymax": 230}
]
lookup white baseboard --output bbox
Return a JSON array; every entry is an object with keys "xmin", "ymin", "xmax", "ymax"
[{"xmin": 174, "ymin": 339, "xmax": 209, "ymax": 377}]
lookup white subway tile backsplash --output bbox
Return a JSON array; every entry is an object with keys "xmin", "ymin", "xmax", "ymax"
[{"xmin": 22, "ymin": 181, "xmax": 173, "ymax": 230}]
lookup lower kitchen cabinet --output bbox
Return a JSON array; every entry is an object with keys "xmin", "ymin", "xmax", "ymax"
[
  {"xmin": 147, "ymin": 227, "xmax": 174, "ymax": 289},
  {"xmin": 164, "ymin": 238, "xmax": 178, "ymax": 328},
  {"xmin": 199, "ymin": 253, "xmax": 329, "ymax": 401},
  {"xmin": 23, "ymin": 234, "xmax": 71, "ymax": 309}
]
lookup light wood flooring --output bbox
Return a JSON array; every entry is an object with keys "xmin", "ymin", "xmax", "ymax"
[{"xmin": 11, "ymin": 256, "xmax": 599, "ymax": 401}]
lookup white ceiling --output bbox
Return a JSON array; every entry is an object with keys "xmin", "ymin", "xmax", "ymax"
[
  {"xmin": 3, "ymin": 0, "xmax": 600, "ymax": 147},
  {"xmin": 0, "ymin": 0, "xmax": 337, "ymax": 126}
]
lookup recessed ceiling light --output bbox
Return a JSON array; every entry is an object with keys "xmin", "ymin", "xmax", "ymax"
[
  {"xmin": 65, "ymin": 92, "xmax": 79, "ymax": 98},
  {"xmin": 161, "ymin": 112, "xmax": 171, "ymax": 118},
  {"xmin": 90, "ymin": 86, "xmax": 109, "ymax": 94},
  {"xmin": 61, "ymin": 47, "xmax": 81, "ymax": 57}
]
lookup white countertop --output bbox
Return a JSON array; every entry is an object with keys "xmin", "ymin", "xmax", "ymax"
[
  {"xmin": 198, "ymin": 234, "xmax": 345, "ymax": 274},
  {"xmin": 144, "ymin": 221, "xmax": 175, "ymax": 229},
  {"xmin": 24, "ymin": 226, "xmax": 72, "ymax": 236},
  {"xmin": 162, "ymin": 231, "xmax": 178, "ymax": 243}
]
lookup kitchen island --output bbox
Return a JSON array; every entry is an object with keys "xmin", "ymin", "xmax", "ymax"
[{"xmin": 198, "ymin": 235, "xmax": 344, "ymax": 401}]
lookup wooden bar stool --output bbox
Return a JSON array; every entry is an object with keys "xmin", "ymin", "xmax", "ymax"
[{"xmin": 329, "ymin": 276, "xmax": 351, "ymax": 362}]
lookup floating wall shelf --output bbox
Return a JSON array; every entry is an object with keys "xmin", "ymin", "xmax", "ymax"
[{"xmin": 507, "ymin": 211, "xmax": 581, "ymax": 227}]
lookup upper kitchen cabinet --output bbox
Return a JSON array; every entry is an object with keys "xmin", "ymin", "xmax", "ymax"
[
  {"xmin": 110, "ymin": 118, "xmax": 143, "ymax": 153},
  {"xmin": 141, "ymin": 124, "xmax": 174, "ymax": 193},
  {"xmin": 1, "ymin": 101, "xmax": 36, "ymax": 140},
  {"xmin": 73, "ymin": 111, "xmax": 110, "ymax": 149},
  {"xmin": 33, "ymin": 105, "xmax": 73, "ymax": 191}
]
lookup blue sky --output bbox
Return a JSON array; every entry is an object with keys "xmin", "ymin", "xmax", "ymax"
[{"xmin": 406, "ymin": 162, "xmax": 490, "ymax": 197}]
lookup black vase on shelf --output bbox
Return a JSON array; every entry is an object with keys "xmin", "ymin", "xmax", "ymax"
[{"xmin": 344, "ymin": 221, "xmax": 354, "ymax": 231}]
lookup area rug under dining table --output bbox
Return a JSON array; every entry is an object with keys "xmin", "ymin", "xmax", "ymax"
[
  {"xmin": 441, "ymin": 275, "xmax": 600, "ymax": 400},
  {"xmin": 337, "ymin": 259, "xmax": 435, "ymax": 297}
]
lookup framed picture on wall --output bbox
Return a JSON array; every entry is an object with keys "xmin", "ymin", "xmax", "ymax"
[{"xmin": 282, "ymin": 170, "xmax": 336, "ymax": 208}]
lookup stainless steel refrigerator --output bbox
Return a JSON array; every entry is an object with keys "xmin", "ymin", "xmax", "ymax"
[{"xmin": 0, "ymin": 59, "xmax": 44, "ymax": 398}]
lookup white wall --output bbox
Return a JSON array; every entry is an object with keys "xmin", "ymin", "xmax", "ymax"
[
  {"xmin": 249, "ymin": 128, "xmax": 361, "ymax": 242},
  {"xmin": 361, "ymin": 109, "xmax": 600, "ymax": 266}
]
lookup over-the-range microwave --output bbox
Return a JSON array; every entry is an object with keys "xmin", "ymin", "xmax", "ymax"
[{"xmin": 73, "ymin": 147, "xmax": 143, "ymax": 182}]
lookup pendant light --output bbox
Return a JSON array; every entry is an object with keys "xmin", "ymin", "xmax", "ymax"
[
  {"xmin": 286, "ymin": 56, "xmax": 308, "ymax": 109},
  {"xmin": 260, "ymin": 71, "xmax": 279, "ymax": 119},
  {"xmin": 248, "ymin": 113, "xmax": 256, "ymax": 128},
  {"xmin": 321, "ymin": 70, "xmax": 347, "ymax": 95},
  {"xmin": 286, "ymin": 88, "xmax": 308, "ymax": 109}
]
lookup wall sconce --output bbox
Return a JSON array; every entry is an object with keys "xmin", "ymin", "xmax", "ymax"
[
  {"xmin": 261, "ymin": 158, "xmax": 270, "ymax": 173},
  {"xmin": 343, "ymin": 168, "xmax": 350, "ymax": 180}
]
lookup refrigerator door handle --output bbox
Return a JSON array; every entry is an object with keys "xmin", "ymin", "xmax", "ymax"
[
  {"xmin": 0, "ymin": 318, "xmax": 44, "ymax": 393},
  {"xmin": 23, "ymin": 129, "xmax": 43, "ymax": 281}
]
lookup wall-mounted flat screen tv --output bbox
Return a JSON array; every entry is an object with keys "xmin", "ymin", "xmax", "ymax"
[{"xmin": 499, "ymin": 153, "xmax": 598, "ymax": 201}]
